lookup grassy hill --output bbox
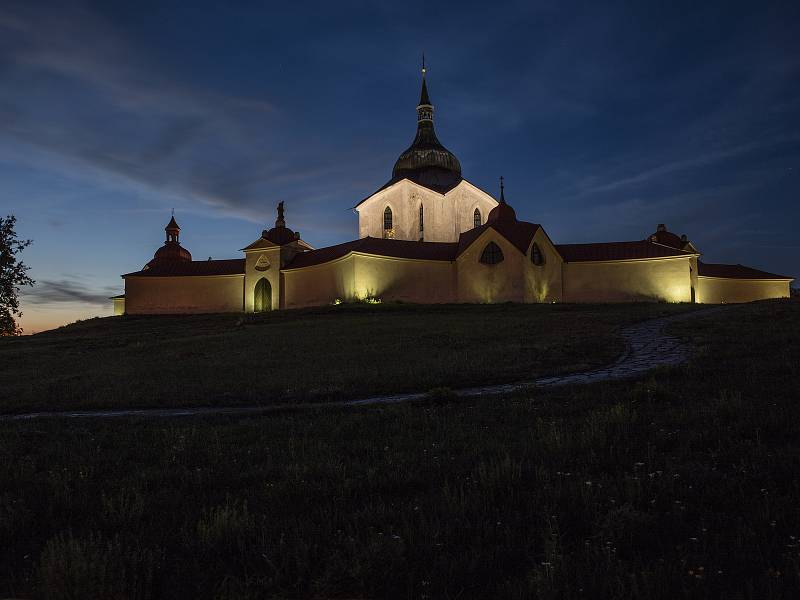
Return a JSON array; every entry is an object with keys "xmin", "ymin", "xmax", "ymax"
[
  {"xmin": 1, "ymin": 300, "xmax": 798, "ymax": 599},
  {"xmin": 0, "ymin": 302, "xmax": 698, "ymax": 413}
]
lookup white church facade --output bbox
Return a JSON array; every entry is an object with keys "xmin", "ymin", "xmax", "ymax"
[{"xmin": 117, "ymin": 71, "xmax": 793, "ymax": 314}]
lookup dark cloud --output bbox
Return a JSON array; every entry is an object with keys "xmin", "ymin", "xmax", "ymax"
[{"xmin": 23, "ymin": 278, "xmax": 120, "ymax": 306}]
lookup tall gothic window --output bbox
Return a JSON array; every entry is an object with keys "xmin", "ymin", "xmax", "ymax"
[
  {"xmin": 531, "ymin": 243, "xmax": 544, "ymax": 266},
  {"xmin": 418, "ymin": 204, "xmax": 424, "ymax": 240},
  {"xmin": 383, "ymin": 206, "xmax": 393, "ymax": 232},
  {"xmin": 473, "ymin": 208, "xmax": 481, "ymax": 229},
  {"xmin": 480, "ymin": 242, "xmax": 504, "ymax": 265}
]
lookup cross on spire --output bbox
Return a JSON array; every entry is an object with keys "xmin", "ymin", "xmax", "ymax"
[{"xmin": 422, "ymin": 52, "xmax": 426, "ymax": 76}]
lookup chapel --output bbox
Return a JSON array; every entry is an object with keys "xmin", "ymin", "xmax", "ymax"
[{"xmin": 115, "ymin": 68, "xmax": 792, "ymax": 315}]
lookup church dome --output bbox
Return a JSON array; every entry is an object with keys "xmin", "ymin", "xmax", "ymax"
[
  {"xmin": 649, "ymin": 224, "xmax": 692, "ymax": 250},
  {"xmin": 263, "ymin": 225, "xmax": 298, "ymax": 245},
  {"xmin": 487, "ymin": 178, "xmax": 516, "ymax": 222},
  {"xmin": 262, "ymin": 201, "xmax": 300, "ymax": 245},
  {"xmin": 149, "ymin": 215, "xmax": 192, "ymax": 264},
  {"xmin": 152, "ymin": 242, "xmax": 192, "ymax": 262},
  {"xmin": 391, "ymin": 69, "xmax": 462, "ymax": 191}
]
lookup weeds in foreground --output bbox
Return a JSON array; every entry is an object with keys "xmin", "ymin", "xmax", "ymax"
[{"xmin": 0, "ymin": 301, "xmax": 797, "ymax": 598}]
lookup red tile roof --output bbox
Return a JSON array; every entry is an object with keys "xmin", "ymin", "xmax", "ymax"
[
  {"xmin": 556, "ymin": 240, "xmax": 694, "ymax": 262},
  {"xmin": 456, "ymin": 220, "xmax": 541, "ymax": 256},
  {"xmin": 285, "ymin": 237, "xmax": 459, "ymax": 269},
  {"xmin": 286, "ymin": 221, "xmax": 542, "ymax": 269},
  {"xmin": 697, "ymin": 261, "xmax": 792, "ymax": 280},
  {"xmin": 123, "ymin": 259, "xmax": 245, "ymax": 277}
]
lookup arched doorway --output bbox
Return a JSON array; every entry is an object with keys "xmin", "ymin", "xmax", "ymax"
[{"xmin": 254, "ymin": 278, "xmax": 272, "ymax": 312}]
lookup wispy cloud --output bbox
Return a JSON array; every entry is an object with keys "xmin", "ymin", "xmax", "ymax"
[
  {"xmin": 23, "ymin": 278, "xmax": 120, "ymax": 306},
  {"xmin": 0, "ymin": 1, "xmax": 350, "ymax": 224},
  {"xmin": 573, "ymin": 135, "xmax": 799, "ymax": 197}
]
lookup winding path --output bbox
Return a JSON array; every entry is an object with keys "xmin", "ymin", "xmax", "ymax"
[{"xmin": 1, "ymin": 307, "xmax": 727, "ymax": 421}]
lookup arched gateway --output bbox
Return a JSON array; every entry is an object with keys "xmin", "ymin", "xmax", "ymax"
[{"xmin": 254, "ymin": 278, "xmax": 271, "ymax": 312}]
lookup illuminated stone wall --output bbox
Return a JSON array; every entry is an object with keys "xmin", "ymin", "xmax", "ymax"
[
  {"xmin": 562, "ymin": 257, "xmax": 693, "ymax": 302},
  {"xmin": 124, "ymin": 275, "xmax": 244, "ymax": 314},
  {"xmin": 456, "ymin": 229, "xmax": 527, "ymax": 303},
  {"xmin": 696, "ymin": 277, "xmax": 791, "ymax": 304},
  {"xmin": 351, "ymin": 254, "xmax": 455, "ymax": 303},
  {"xmin": 357, "ymin": 180, "xmax": 498, "ymax": 242},
  {"xmin": 282, "ymin": 255, "xmax": 356, "ymax": 309},
  {"xmin": 283, "ymin": 253, "xmax": 455, "ymax": 308},
  {"xmin": 522, "ymin": 229, "xmax": 563, "ymax": 303}
]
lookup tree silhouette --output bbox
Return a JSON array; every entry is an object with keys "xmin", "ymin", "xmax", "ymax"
[{"xmin": 1, "ymin": 215, "xmax": 34, "ymax": 336}]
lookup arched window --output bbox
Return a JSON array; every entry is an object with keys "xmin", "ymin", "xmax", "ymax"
[
  {"xmin": 473, "ymin": 208, "xmax": 481, "ymax": 229},
  {"xmin": 479, "ymin": 242, "xmax": 504, "ymax": 265},
  {"xmin": 418, "ymin": 204, "xmax": 424, "ymax": 240},
  {"xmin": 531, "ymin": 242, "xmax": 544, "ymax": 266},
  {"xmin": 254, "ymin": 277, "xmax": 272, "ymax": 312},
  {"xmin": 383, "ymin": 206, "xmax": 393, "ymax": 230}
]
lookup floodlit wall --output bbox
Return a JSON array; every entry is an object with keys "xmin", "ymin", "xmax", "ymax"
[
  {"xmin": 282, "ymin": 255, "xmax": 356, "ymax": 309},
  {"xmin": 523, "ymin": 229, "xmax": 563, "ymax": 303},
  {"xmin": 562, "ymin": 257, "xmax": 693, "ymax": 303},
  {"xmin": 357, "ymin": 180, "xmax": 497, "ymax": 242},
  {"xmin": 124, "ymin": 275, "xmax": 243, "ymax": 314},
  {"xmin": 696, "ymin": 277, "xmax": 791, "ymax": 304},
  {"xmin": 112, "ymin": 297, "xmax": 125, "ymax": 316},
  {"xmin": 352, "ymin": 254, "xmax": 455, "ymax": 303},
  {"xmin": 282, "ymin": 253, "xmax": 455, "ymax": 308},
  {"xmin": 456, "ymin": 229, "xmax": 526, "ymax": 303}
]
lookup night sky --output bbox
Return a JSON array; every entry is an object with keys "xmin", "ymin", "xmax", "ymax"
[{"xmin": 2, "ymin": 1, "xmax": 798, "ymax": 332}]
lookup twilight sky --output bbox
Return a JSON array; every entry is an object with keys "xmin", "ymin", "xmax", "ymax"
[{"xmin": 1, "ymin": 1, "xmax": 798, "ymax": 332}]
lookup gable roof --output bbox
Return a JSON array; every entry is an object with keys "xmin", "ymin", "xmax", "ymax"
[
  {"xmin": 697, "ymin": 261, "xmax": 793, "ymax": 280},
  {"xmin": 556, "ymin": 240, "xmax": 695, "ymax": 262},
  {"xmin": 354, "ymin": 177, "xmax": 497, "ymax": 209},
  {"xmin": 457, "ymin": 220, "xmax": 542, "ymax": 257},
  {"xmin": 123, "ymin": 258, "xmax": 245, "ymax": 278},
  {"xmin": 241, "ymin": 237, "xmax": 279, "ymax": 251}
]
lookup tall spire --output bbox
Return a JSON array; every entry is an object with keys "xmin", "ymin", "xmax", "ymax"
[
  {"xmin": 390, "ymin": 58, "xmax": 462, "ymax": 190},
  {"xmin": 417, "ymin": 55, "xmax": 433, "ymax": 122},
  {"xmin": 499, "ymin": 176, "xmax": 506, "ymax": 204}
]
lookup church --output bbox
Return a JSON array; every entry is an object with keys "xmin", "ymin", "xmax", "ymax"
[{"xmin": 116, "ymin": 69, "xmax": 793, "ymax": 315}]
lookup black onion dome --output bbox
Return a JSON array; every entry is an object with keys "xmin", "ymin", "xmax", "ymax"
[{"xmin": 391, "ymin": 71, "xmax": 462, "ymax": 192}]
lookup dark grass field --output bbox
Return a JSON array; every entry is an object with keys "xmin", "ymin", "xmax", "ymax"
[
  {"xmin": 0, "ymin": 302, "xmax": 698, "ymax": 413},
  {"xmin": 1, "ymin": 300, "xmax": 799, "ymax": 599}
]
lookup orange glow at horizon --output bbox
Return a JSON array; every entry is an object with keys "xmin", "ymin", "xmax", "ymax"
[{"xmin": 17, "ymin": 303, "xmax": 113, "ymax": 335}]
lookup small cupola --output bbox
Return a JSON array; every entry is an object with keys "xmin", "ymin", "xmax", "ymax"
[
  {"xmin": 165, "ymin": 215, "xmax": 180, "ymax": 242},
  {"xmin": 151, "ymin": 213, "xmax": 192, "ymax": 263},
  {"xmin": 487, "ymin": 176, "xmax": 517, "ymax": 223}
]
